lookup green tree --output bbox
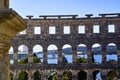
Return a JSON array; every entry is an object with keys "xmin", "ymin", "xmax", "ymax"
[
  {"xmin": 76, "ymin": 57, "xmax": 87, "ymax": 63},
  {"xmin": 52, "ymin": 74, "xmax": 58, "ymax": 80},
  {"xmin": 18, "ymin": 54, "xmax": 41, "ymax": 80},
  {"xmin": 10, "ymin": 72, "xmax": 14, "ymax": 80},
  {"xmin": 19, "ymin": 57, "xmax": 28, "ymax": 64},
  {"xmin": 34, "ymin": 70, "xmax": 41, "ymax": 80},
  {"xmin": 107, "ymin": 71, "xmax": 117, "ymax": 80},
  {"xmin": 19, "ymin": 53, "xmax": 40, "ymax": 64},
  {"xmin": 63, "ymin": 71, "xmax": 72, "ymax": 80},
  {"xmin": 62, "ymin": 56, "xmax": 68, "ymax": 63},
  {"xmin": 48, "ymin": 71, "xmax": 58, "ymax": 80},
  {"xmin": 33, "ymin": 57, "xmax": 40, "ymax": 63},
  {"xmin": 107, "ymin": 59, "xmax": 117, "ymax": 63},
  {"xmin": 18, "ymin": 71, "xmax": 28, "ymax": 80}
]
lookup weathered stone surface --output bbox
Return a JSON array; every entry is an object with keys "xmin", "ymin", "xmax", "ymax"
[
  {"xmin": 0, "ymin": 9, "xmax": 26, "ymax": 80},
  {"xmin": 0, "ymin": 0, "xmax": 9, "ymax": 8},
  {"xmin": 10, "ymin": 14, "xmax": 120, "ymax": 80}
]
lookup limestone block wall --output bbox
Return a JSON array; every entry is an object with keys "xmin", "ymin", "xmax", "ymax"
[{"xmin": 10, "ymin": 13, "xmax": 120, "ymax": 80}]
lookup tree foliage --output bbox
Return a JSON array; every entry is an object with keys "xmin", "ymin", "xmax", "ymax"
[
  {"xmin": 10, "ymin": 72, "xmax": 14, "ymax": 80},
  {"xmin": 76, "ymin": 57, "xmax": 87, "ymax": 63},
  {"xmin": 19, "ymin": 58, "xmax": 28, "ymax": 64},
  {"xmin": 107, "ymin": 59, "xmax": 117, "ymax": 63},
  {"xmin": 62, "ymin": 56, "xmax": 68, "ymax": 63},
  {"xmin": 107, "ymin": 70, "xmax": 117, "ymax": 80},
  {"xmin": 52, "ymin": 74, "xmax": 58, "ymax": 80},
  {"xmin": 63, "ymin": 71, "xmax": 72, "ymax": 80},
  {"xmin": 34, "ymin": 70, "xmax": 41, "ymax": 80},
  {"xmin": 48, "ymin": 72, "xmax": 58, "ymax": 80},
  {"xmin": 19, "ymin": 53, "xmax": 41, "ymax": 64},
  {"xmin": 18, "ymin": 71, "xmax": 28, "ymax": 80},
  {"xmin": 18, "ymin": 54, "xmax": 41, "ymax": 80}
]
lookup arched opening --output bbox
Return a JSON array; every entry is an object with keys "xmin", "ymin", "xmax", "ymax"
[
  {"xmin": 9, "ymin": 71, "xmax": 14, "ymax": 80},
  {"xmin": 48, "ymin": 71, "xmax": 58, "ymax": 80},
  {"xmin": 63, "ymin": 71, "xmax": 72, "ymax": 80},
  {"xmin": 77, "ymin": 44, "xmax": 87, "ymax": 63},
  {"xmin": 9, "ymin": 47, "xmax": 14, "ymax": 64},
  {"xmin": 18, "ymin": 71, "xmax": 28, "ymax": 80},
  {"xmin": 33, "ymin": 45, "xmax": 43, "ymax": 64},
  {"xmin": 78, "ymin": 70, "xmax": 87, "ymax": 80},
  {"xmin": 92, "ymin": 43, "xmax": 102, "ymax": 63},
  {"xmin": 18, "ymin": 45, "xmax": 28, "ymax": 64},
  {"xmin": 106, "ymin": 43, "xmax": 117, "ymax": 63},
  {"xmin": 34, "ymin": 70, "xmax": 41, "ymax": 80},
  {"xmin": 47, "ymin": 44, "xmax": 58, "ymax": 64},
  {"xmin": 62, "ymin": 44, "xmax": 72, "ymax": 64},
  {"xmin": 93, "ymin": 70, "xmax": 101, "ymax": 80},
  {"xmin": 107, "ymin": 70, "xmax": 117, "ymax": 80}
]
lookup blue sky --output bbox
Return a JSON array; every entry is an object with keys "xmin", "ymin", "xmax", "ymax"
[{"xmin": 10, "ymin": 0, "xmax": 120, "ymax": 18}]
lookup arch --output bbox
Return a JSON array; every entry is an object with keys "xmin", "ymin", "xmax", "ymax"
[
  {"xmin": 9, "ymin": 46, "xmax": 14, "ymax": 64},
  {"xmin": 34, "ymin": 70, "xmax": 41, "ymax": 80},
  {"xmin": 107, "ymin": 70, "xmax": 117, "ymax": 80},
  {"xmin": 63, "ymin": 70, "xmax": 72, "ymax": 80},
  {"xmin": 33, "ymin": 45, "xmax": 43, "ymax": 53},
  {"xmin": 106, "ymin": 43, "xmax": 117, "ymax": 54},
  {"xmin": 18, "ymin": 71, "xmax": 28, "ymax": 80},
  {"xmin": 33, "ymin": 45, "xmax": 43, "ymax": 63},
  {"xmin": 106, "ymin": 43, "xmax": 117, "ymax": 63},
  {"xmin": 93, "ymin": 70, "xmax": 101, "ymax": 80},
  {"xmin": 62, "ymin": 44, "xmax": 72, "ymax": 63},
  {"xmin": 92, "ymin": 43, "xmax": 102, "ymax": 63},
  {"xmin": 47, "ymin": 44, "xmax": 58, "ymax": 50},
  {"xmin": 48, "ymin": 71, "xmax": 58, "ymax": 80},
  {"xmin": 47, "ymin": 44, "xmax": 58, "ymax": 64},
  {"xmin": 77, "ymin": 44, "xmax": 87, "ymax": 63},
  {"xmin": 78, "ymin": 70, "xmax": 87, "ymax": 80},
  {"xmin": 18, "ymin": 45, "xmax": 28, "ymax": 53},
  {"xmin": 18, "ymin": 45, "xmax": 28, "ymax": 64},
  {"xmin": 9, "ymin": 71, "xmax": 14, "ymax": 80},
  {"xmin": 9, "ymin": 46, "xmax": 13, "ymax": 53}
]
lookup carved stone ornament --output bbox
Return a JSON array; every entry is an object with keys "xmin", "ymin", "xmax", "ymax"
[{"xmin": 0, "ymin": 0, "xmax": 9, "ymax": 8}]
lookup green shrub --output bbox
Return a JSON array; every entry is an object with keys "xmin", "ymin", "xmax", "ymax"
[{"xmin": 76, "ymin": 57, "xmax": 87, "ymax": 63}]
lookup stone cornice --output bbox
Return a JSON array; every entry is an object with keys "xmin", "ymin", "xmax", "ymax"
[{"xmin": 0, "ymin": 8, "xmax": 26, "ymax": 38}]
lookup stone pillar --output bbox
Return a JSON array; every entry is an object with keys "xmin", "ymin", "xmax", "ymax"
[
  {"xmin": 58, "ymin": 49, "xmax": 62, "ymax": 64},
  {"xmin": 87, "ymin": 50, "xmax": 92, "ymax": 64},
  {"xmin": 26, "ymin": 16, "xmax": 34, "ymax": 38},
  {"xmin": 13, "ymin": 47, "xmax": 18, "ymax": 65},
  {"xmin": 0, "ymin": 0, "xmax": 9, "ymax": 8},
  {"xmin": 28, "ymin": 53, "xmax": 33, "ymax": 64},
  {"xmin": 43, "ymin": 49, "xmax": 47, "ymax": 64},
  {"xmin": 87, "ymin": 71, "xmax": 93, "ymax": 80},
  {"xmin": 102, "ymin": 50, "xmax": 106, "ymax": 64},
  {"xmin": 28, "ymin": 49, "xmax": 33, "ymax": 64},
  {"xmin": 118, "ymin": 68, "xmax": 120, "ymax": 79},
  {"xmin": 58, "ymin": 70, "xmax": 63, "ymax": 80},
  {"xmin": 72, "ymin": 46, "xmax": 77, "ymax": 64},
  {"xmin": 117, "ymin": 50, "xmax": 120, "ymax": 64},
  {"xmin": 28, "ymin": 70, "xmax": 34, "ymax": 80},
  {"xmin": 13, "ymin": 70, "xmax": 19, "ymax": 80},
  {"xmin": 42, "ymin": 70, "xmax": 48, "ymax": 80},
  {"xmin": 72, "ymin": 70, "xmax": 78, "ymax": 80},
  {"xmin": 0, "ymin": 9, "xmax": 26, "ymax": 80},
  {"xmin": 0, "ymin": 44, "xmax": 10, "ymax": 80},
  {"xmin": 118, "ymin": 50, "xmax": 120, "ymax": 79},
  {"xmin": 101, "ymin": 70, "xmax": 107, "ymax": 80}
]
